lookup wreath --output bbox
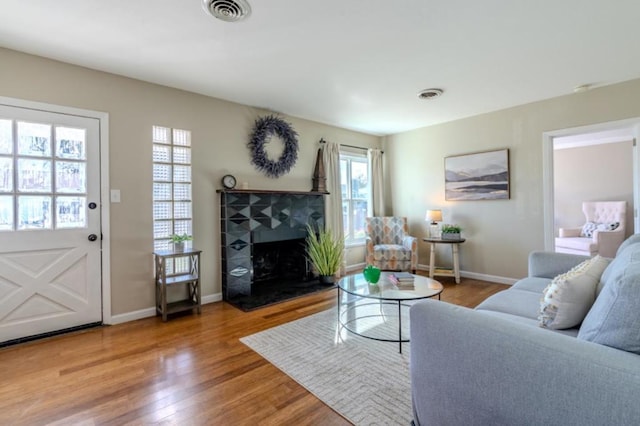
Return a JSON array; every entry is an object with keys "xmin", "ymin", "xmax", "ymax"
[{"xmin": 248, "ymin": 115, "xmax": 299, "ymax": 178}]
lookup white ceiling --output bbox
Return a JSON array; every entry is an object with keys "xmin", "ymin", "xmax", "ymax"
[{"xmin": 1, "ymin": 1, "xmax": 639, "ymax": 136}]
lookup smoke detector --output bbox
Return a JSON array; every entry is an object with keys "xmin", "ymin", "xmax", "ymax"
[
  {"xmin": 418, "ymin": 88, "xmax": 444, "ymax": 100},
  {"xmin": 202, "ymin": 0, "xmax": 251, "ymax": 22}
]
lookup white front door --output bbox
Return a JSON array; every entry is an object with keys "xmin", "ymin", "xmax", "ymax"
[{"xmin": 0, "ymin": 103, "xmax": 102, "ymax": 344}]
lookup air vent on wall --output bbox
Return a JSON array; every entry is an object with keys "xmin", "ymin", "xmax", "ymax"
[
  {"xmin": 202, "ymin": 0, "xmax": 251, "ymax": 22},
  {"xmin": 417, "ymin": 88, "xmax": 444, "ymax": 100}
]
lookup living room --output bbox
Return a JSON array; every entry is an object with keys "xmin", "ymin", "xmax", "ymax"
[{"xmin": 2, "ymin": 1, "xmax": 640, "ymax": 424}]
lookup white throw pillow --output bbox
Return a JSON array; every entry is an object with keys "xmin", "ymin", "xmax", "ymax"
[
  {"xmin": 539, "ymin": 255, "xmax": 610, "ymax": 329},
  {"xmin": 581, "ymin": 221, "xmax": 620, "ymax": 237},
  {"xmin": 596, "ymin": 222, "xmax": 620, "ymax": 232}
]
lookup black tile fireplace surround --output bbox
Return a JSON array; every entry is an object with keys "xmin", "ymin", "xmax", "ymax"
[{"xmin": 219, "ymin": 189, "xmax": 328, "ymax": 311}]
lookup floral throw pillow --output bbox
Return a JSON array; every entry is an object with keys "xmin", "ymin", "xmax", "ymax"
[{"xmin": 581, "ymin": 222, "xmax": 598, "ymax": 238}]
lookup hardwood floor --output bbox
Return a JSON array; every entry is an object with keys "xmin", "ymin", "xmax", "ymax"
[{"xmin": 0, "ymin": 275, "xmax": 509, "ymax": 425}]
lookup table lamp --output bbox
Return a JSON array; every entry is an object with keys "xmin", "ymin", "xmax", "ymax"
[{"xmin": 426, "ymin": 209, "xmax": 443, "ymax": 238}]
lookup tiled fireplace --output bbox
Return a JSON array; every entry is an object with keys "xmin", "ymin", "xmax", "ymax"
[{"xmin": 219, "ymin": 189, "xmax": 326, "ymax": 310}]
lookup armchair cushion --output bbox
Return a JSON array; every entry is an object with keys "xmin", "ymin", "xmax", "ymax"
[
  {"xmin": 559, "ymin": 227, "xmax": 581, "ymax": 238},
  {"xmin": 554, "ymin": 237, "xmax": 598, "ymax": 254},
  {"xmin": 372, "ymin": 244, "xmax": 412, "ymax": 261}
]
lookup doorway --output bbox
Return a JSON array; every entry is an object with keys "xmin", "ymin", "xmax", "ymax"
[
  {"xmin": 0, "ymin": 97, "xmax": 110, "ymax": 344},
  {"xmin": 542, "ymin": 118, "xmax": 640, "ymax": 251}
]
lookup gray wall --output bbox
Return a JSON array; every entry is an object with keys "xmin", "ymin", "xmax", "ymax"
[
  {"xmin": 0, "ymin": 47, "xmax": 380, "ymax": 316},
  {"xmin": 3, "ymin": 44, "xmax": 640, "ymax": 315},
  {"xmin": 554, "ymin": 141, "xmax": 634, "ymax": 237},
  {"xmin": 385, "ymin": 80, "xmax": 640, "ymax": 280}
]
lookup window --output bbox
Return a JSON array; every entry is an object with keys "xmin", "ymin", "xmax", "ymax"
[
  {"xmin": 152, "ymin": 126, "xmax": 192, "ymax": 265},
  {"xmin": 340, "ymin": 152, "xmax": 369, "ymax": 245},
  {"xmin": 0, "ymin": 118, "xmax": 89, "ymax": 231}
]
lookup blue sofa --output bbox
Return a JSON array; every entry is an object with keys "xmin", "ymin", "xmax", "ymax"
[{"xmin": 410, "ymin": 235, "xmax": 640, "ymax": 426}]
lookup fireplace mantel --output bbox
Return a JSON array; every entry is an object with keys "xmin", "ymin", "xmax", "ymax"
[{"xmin": 217, "ymin": 189, "xmax": 328, "ymax": 195}]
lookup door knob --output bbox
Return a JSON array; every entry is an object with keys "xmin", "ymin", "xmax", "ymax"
[{"xmin": 88, "ymin": 234, "xmax": 98, "ymax": 241}]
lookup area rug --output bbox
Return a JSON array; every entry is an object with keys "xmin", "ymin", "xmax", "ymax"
[{"xmin": 240, "ymin": 305, "xmax": 413, "ymax": 425}]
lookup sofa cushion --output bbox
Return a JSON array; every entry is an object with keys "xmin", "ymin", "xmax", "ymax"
[
  {"xmin": 511, "ymin": 277, "xmax": 550, "ymax": 294},
  {"xmin": 477, "ymin": 310, "xmax": 580, "ymax": 337},
  {"xmin": 578, "ymin": 245, "xmax": 640, "ymax": 354},
  {"xmin": 475, "ymin": 289, "xmax": 541, "ymax": 321},
  {"xmin": 598, "ymin": 233, "xmax": 640, "ymax": 296},
  {"xmin": 539, "ymin": 256, "xmax": 610, "ymax": 329}
]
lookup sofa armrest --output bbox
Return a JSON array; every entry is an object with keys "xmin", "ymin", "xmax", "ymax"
[
  {"xmin": 528, "ymin": 250, "xmax": 589, "ymax": 278},
  {"xmin": 410, "ymin": 300, "xmax": 640, "ymax": 426},
  {"xmin": 558, "ymin": 227, "xmax": 581, "ymax": 237}
]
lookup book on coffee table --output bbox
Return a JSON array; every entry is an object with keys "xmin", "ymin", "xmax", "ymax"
[
  {"xmin": 390, "ymin": 272, "xmax": 414, "ymax": 282},
  {"xmin": 389, "ymin": 272, "xmax": 415, "ymax": 288}
]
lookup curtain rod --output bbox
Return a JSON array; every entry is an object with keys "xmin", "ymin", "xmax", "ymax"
[{"xmin": 319, "ymin": 138, "xmax": 384, "ymax": 154}]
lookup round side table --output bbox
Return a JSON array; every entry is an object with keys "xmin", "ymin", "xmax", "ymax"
[{"xmin": 422, "ymin": 237, "xmax": 466, "ymax": 284}]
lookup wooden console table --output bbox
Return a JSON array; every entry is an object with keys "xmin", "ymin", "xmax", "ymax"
[
  {"xmin": 154, "ymin": 249, "xmax": 202, "ymax": 321},
  {"xmin": 423, "ymin": 237, "xmax": 466, "ymax": 284}
]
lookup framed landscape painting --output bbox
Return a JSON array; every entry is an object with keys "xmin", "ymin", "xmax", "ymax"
[{"xmin": 445, "ymin": 149, "xmax": 510, "ymax": 201}]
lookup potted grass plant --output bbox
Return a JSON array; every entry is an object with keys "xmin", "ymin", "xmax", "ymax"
[
  {"xmin": 170, "ymin": 233, "xmax": 192, "ymax": 252},
  {"xmin": 305, "ymin": 224, "xmax": 344, "ymax": 285},
  {"xmin": 440, "ymin": 224, "xmax": 462, "ymax": 240}
]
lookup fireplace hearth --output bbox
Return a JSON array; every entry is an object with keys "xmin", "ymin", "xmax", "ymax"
[{"xmin": 219, "ymin": 189, "xmax": 329, "ymax": 311}]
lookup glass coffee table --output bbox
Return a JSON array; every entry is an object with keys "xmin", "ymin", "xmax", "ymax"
[{"xmin": 336, "ymin": 272, "xmax": 443, "ymax": 353}]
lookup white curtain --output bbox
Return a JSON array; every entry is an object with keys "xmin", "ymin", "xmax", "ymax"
[
  {"xmin": 368, "ymin": 148, "xmax": 385, "ymax": 216},
  {"xmin": 322, "ymin": 141, "xmax": 346, "ymax": 276}
]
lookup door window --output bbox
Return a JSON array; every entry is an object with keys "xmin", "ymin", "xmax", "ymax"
[{"xmin": 0, "ymin": 118, "xmax": 88, "ymax": 231}]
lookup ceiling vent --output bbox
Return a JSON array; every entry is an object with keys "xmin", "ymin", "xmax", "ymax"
[
  {"xmin": 202, "ymin": 0, "xmax": 251, "ymax": 22},
  {"xmin": 417, "ymin": 88, "xmax": 443, "ymax": 100}
]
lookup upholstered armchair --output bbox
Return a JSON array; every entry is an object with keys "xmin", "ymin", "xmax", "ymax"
[
  {"xmin": 365, "ymin": 217, "xmax": 418, "ymax": 272},
  {"xmin": 555, "ymin": 201, "xmax": 627, "ymax": 258}
]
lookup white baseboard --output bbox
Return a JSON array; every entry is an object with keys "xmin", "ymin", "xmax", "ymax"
[
  {"xmin": 459, "ymin": 271, "xmax": 517, "ymax": 285},
  {"xmin": 107, "ymin": 292, "xmax": 223, "ymax": 325},
  {"xmin": 417, "ymin": 263, "xmax": 517, "ymax": 285},
  {"xmin": 346, "ymin": 262, "xmax": 366, "ymax": 273}
]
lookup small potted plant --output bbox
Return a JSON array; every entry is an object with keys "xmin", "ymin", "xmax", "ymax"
[
  {"xmin": 440, "ymin": 224, "xmax": 462, "ymax": 240},
  {"xmin": 305, "ymin": 224, "xmax": 344, "ymax": 285},
  {"xmin": 170, "ymin": 233, "xmax": 192, "ymax": 252}
]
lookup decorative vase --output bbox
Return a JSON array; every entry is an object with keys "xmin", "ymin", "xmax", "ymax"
[
  {"xmin": 441, "ymin": 233, "xmax": 460, "ymax": 240},
  {"xmin": 363, "ymin": 265, "xmax": 381, "ymax": 284},
  {"xmin": 318, "ymin": 275, "xmax": 335, "ymax": 285},
  {"xmin": 173, "ymin": 242, "xmax": 185, "ymax": 252},
  {"xmin": 311, "ymin": 147, "xmax": 327, "ymax": 192}
]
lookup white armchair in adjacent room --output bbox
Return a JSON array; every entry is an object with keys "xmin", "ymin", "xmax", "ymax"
[{"xmin": 555, "ymin": 201, "xmax": 627, "ymax": 258}]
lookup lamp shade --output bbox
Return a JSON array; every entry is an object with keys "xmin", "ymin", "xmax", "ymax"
[{"xmin": 426, "ymin": 209, "xmax": 443, "ymax": 223}]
